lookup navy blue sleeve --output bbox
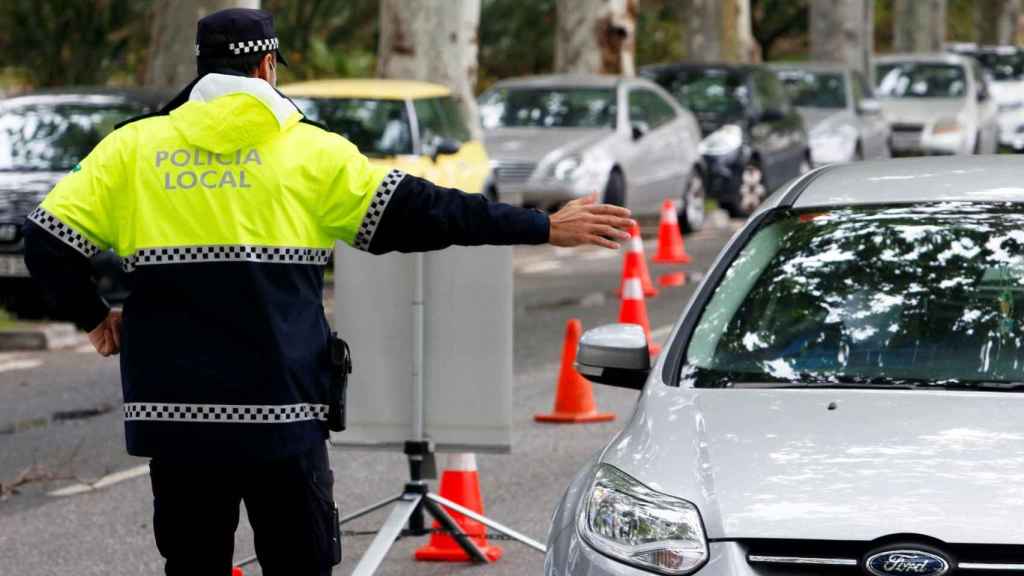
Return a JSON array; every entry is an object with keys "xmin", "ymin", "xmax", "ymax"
[
  {"xmin": 367, "ymin": 174, "xmax": 550, "ymax": 255},
  {"xmin": 23, "ymin": 220, "xmax": 109, "ymax": 332}
]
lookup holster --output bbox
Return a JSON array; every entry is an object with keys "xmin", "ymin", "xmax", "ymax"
[{"xmin": 327, "ymin": 333, "xmax": 352, "ymax": 432}]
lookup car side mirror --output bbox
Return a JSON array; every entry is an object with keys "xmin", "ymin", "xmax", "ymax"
[
  {"xmin": 576, "ymin": 324, "xmax": 651, "ymax": 390},
  {"xmin": 631, "ymin": 121, "xmax": 650, "ymax": 140},
  {"xmin": 430, "ymin": 137, "xmax": 462, "ymax": 163},
  {"xmin": 858, "ymin": 98, "xmax": 882, "ymax": 115}
]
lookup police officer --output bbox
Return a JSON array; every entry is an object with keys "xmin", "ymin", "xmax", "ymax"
[{"xmin": 22, "ymin": 8, "xmax": 633, "ymax": 576}]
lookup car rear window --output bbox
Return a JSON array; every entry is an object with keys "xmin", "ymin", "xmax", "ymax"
[
  {"xmin": 684, "ymin": 205, "xmax": 1024, "ymax": 390},
  {"xmin": 875, "ymin": 63, "xmax": 968, "ymax": 98},
  {"xmin": 293, "ymin": 97, "xmax": 413, "ymax": 157}
]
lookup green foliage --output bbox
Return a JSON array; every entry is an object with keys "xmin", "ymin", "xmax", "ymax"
[
  {"xmin": 635, "ymin": 0, "xmax": 685, "ymax": 66},
  {"xmin": 751, "ymin": 0, "xmax": 808, "ymax": 60},
  {"xmin": 264, "ymin": 0, "xmax": 379, "ymax": 82},
  {"xmin": 0, "ymin": 0, "xmax": 150, "ymax": 88},
  {"xmin": 478, "ymin": 0, "xmax": 557, "ymax": 90}
]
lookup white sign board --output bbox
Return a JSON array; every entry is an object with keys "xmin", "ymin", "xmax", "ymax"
[{"xmin": 332, "ymin": 245, "xmax": 514, "ymax": 452}]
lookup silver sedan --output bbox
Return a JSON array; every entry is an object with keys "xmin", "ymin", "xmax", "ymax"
[
  {"xmin": 546, "ymin": 156, "xmax": 1024, "ymax": 575},
  {"xmin": 480, "ymin": 74, "xmax": 707, "ymax": 231}
]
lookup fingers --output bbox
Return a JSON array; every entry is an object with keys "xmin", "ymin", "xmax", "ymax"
[
  {"xmin": 586, "ymin": 203, "xmax": 632, "ymax": 217},
  {"xmin": 585, "ymin": 235, "xmax": 621, "ymax": 250},
  {"xmin": 592, "ymin": 224, "xmax": 631, "ymax": 240},
  {"xmin": 591, "ymin": 214, "xmax": 636, "ymax": 231},
  {"xmin": 110, "ymin": 315, "xmax": 122, "ymax": 349}
]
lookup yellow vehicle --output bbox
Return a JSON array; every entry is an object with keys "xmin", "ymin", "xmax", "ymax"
[{"xmin": 281, "ymin": 79, "xmax": 490, "ymax": 195}]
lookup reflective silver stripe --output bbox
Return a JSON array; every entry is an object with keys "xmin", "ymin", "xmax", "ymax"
[
  {"xmin": 353, "ymin": 169, "xmax": 406, "ymax": 252},
  {"xmin": 960, "ymin": 564, "xmax": 1024, "ymax": 571},
  {"xmin": 124, "ymin": 402, "xmax": 328, "ymax": 423},
  {"xmin": 121, "ymin": 245, "xmax": 332, "ymax": 271},
  {"xmin": 27, "ymin": 207, "xmax": 101, "ymax": 259},
  {"xmin": 748, "ymin": 556, "xmax": 859, "ymax": 566}
]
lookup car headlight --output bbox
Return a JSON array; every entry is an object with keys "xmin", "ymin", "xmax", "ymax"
[
  {"xmin": 932, "ymin": 118, "xmax": 962, "ymax": 135},
  {"xmin": 552, "ymin": 155, "xmax": 582, "ymax": 180},
  {"xmin": 578, "ymin": 464, "xmax": 708, "ymax": 575},
  {"xmin": 698, "ymin": 124, "xmax": 743, "ymax": 156}
]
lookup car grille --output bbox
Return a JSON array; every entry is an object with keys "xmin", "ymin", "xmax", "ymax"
[
  {"xmin": 742, "ymin": 540, "xmax": 1024, "ymax": 576},
  {"xmin": 492, "ymin": 161, "xmax": 536, "ymax": 183},
  {"xmin": 890, "ymin": 122, "xmax": 924, "ymax": 151}
]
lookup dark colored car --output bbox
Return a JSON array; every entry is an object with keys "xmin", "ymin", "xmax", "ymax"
[
  {"xmin": 641, "ymin": 63, "xmax": 810, "ymax": 217},
  {"xmin": 0, "ymin": 88, "xmax": 168, "ymax": 317}
]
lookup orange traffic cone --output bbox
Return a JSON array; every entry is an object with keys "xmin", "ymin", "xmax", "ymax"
[
  {"xmin": 617, "ymin": 223, "xmax": 657, "ymax": 298},
  {"xmin": 620, "ymin": 276, "xmax": 661, "ymax": 357},
  {"xmin": 415, "ymin": 454, "xmax": 503, "ymax": 563},
  {"xmin": 652, "ymin": 199, "xmax": 692, "ymax": 264},
  {"xmin": 231, "ymin": 568, "xmax": 243, "ymax": 576},
  {"xmin": 535, "ymin": 319, "xmax": 616, "ymax": 423},
  {"xmin": 658, "ymin": 271, "xmax": 687, "ymax": 288}
]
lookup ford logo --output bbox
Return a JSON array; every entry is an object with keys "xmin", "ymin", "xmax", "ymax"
[{"xmin": 865, "ymin": 549, "xmax": 950, "ymax": 576}]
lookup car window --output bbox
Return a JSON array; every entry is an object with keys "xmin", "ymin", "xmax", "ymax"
[
  {"xmin": 683, "ymin": 205, "xmax": 1024, "ymax": 390},
  {"xmin": 479, "ymin": 87, "xmax": 617, "ymax": 129},
  {"xmin": 414, "ymin": 96, "xmax": 471, "ymax": 145},
  {"xmin": 0, "ymin": 101, "xmax": 146, "ymax": 171},
  {"xmin": 776, "ymin": 69, "xmax": 847, "ymax": 109},
  {"xmin": 976, "ymin": 49, "xmax": 1024, "ymax": 81},
  {"xmin": 875, "ymin": 62, "xmax": 967, "ymax": 98},
  {"xmin": 643, "ymin": 67, "xmax": 749, "ymax": 118},
  {"xmin": 293, "ymin": 97, "xmax": 413, "ymax": 157},
  {"xmin": 629, "ymin": 88, "xmax": 676, "ymax": 129}
]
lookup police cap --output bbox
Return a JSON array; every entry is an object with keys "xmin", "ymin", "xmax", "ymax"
[{"xmin": 195, "ymin": 8, "xmax": 288, "ymax": 66}]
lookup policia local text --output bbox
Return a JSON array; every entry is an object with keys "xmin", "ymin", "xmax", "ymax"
[{"xmin": 156, "ymin": 148, "xmax": 261, "ymax": 189}]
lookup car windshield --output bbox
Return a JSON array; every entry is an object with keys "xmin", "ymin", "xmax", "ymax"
[
  {"xmin": 684, "ymin": 205, "xmax": 1024, "ymax": 390},
  {"xmin": 875, "ymin": 63, "xmax": 967, "ymax": 98},
  {"xmin": 976, "ymin": 51, "xmax": 1024, "ymax": 81},
  {"xmin": 0, "ymin": 101, "xmax": 145, "ymax": 171},
  {"xmin": 777, "ymin": 69, "xmax": 847, "ymax": 109},
  {"xmin": 479, "ymin": 87, "xmax": 616, "ymax": 129},
  {"xmin": 644, "ymin": 67, "xmax": 748, "ymax": 117},
  {"xmin": 293, "ymin": 97, "xmax": 413, "ymax": 157}
]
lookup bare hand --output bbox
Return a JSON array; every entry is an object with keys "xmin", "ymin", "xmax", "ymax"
[
  {"xmin": 549, "ymin": 194, "xmax": 635, "ymax": 249},
  {"xmin": 88, "ymin": 310, "xmax": 122, "ymax": 357}
]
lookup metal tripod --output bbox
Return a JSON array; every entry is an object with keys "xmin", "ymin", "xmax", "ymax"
[{"xmin": 342, "ymin": 440, "xmax": 546, "ymax": 576}]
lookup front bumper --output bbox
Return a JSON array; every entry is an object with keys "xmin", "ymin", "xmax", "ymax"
[
  {"xmin": 495, "ymin": 177, "xmax": 606, "ymax": 209},
  {"xmin": 998, "ymin": 111, "xmax": 1024, "ymax": 150},
  {"xmin": 547, "ymin": 530, "xmax": 752, "ymax": 576},
  {"xmin": 702, "ymin": 149, "xmax": 747, "ymax": 203}
]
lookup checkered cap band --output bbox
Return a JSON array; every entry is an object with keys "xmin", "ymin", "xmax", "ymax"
[
  {"xmin": 354, "ymin": 169, "xmax": 406, "ymax": 252},
  {"xmin": 196, "ymin": 37, "xmax": 279, "ymax": 57},
  {"xmin": 124, "ymin": 402, "xmax": 329, "ymax": 424},
  {"xmin": 122, "ymin": 245, "xmax": 332, "ymax": 272},
  {"xmin": 28, "ymin": 207, "xmax": 101, "ymax": 259}
]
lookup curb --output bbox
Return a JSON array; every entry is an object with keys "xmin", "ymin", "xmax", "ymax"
[{"xmin": 0, "ymin": 323, "xmax": 82, "ymax": 351}]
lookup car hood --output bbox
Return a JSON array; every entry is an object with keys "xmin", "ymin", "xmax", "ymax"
[
  {"xmin": 692, "ymin": 112, "xmax": 745, "ymax": 137},
  {"xmin": 0, "ymin": 171, "xmax": 63, "ymax": 223},
  {"xmin": 602, "ymin": 387, "xmax": 1024, "ymax": 544},
  {"xmin": 990, "ymin": 80, "xmax": 1024, "ymax": 105},
  {"xmin": 482, "ymin": 127, "xmax": 612, "ymax": 163},
  {"xmin": 797, "ymin": 107, "xmax": 854, "ymax": 134},
  {"xmin": 877, "ymin": 98, "xmax": 966, "ymax": 125}
]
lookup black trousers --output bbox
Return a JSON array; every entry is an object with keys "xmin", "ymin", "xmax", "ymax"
[{"xmin": 149, "ymin": 441, "xmax": 340, "ymax": 576}]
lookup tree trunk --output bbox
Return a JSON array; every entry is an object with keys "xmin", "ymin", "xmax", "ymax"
[
  {"xmin": 892, "ymin": 0, "xmax": 945, "ymax": 53},
  {"xmin": 682, "ymin": 0, "xmax": 757, "ymax": 63},
  {"xmin": 377, "ymin": 0, "xmax": 482, "ymax": 140},
  {"xmin": 145, "ymin": 0, "xmax": 260, "ymax": 88},
  {"xmin": 810, "ymin": 0, "xmax": 873, "ymax": 76},
  {"xmin": 975, "ymin": 0, "xmax": 1020, "ymax": 45},
  {"xmin": 554, "ymin": 0, "xmax": 638, "ymax": 76}
]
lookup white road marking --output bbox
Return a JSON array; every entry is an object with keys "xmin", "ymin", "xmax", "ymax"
[
  {"xmin": 519, "ymin": 260, "xmax": 561, "ymax": 274},
  {"xmin": 581, "ymin": 249, "xmax": 619, "ymax": 261},
  {"xmin": 49, "ymin": 463, "xmax": 150, "ymax": 497},
  {"xmin": 0, "ymin": 358, "xmax": 42, "ymax": 373}
]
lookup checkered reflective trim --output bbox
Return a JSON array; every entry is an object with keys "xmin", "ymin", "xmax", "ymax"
[
  {"xmin": 124, "ymin": 402, "xmax": 329, "ymax": 423},
  {"xmin": 122, "ymin": 245, "xmax": 332, "ymax": 272},
  {"xmin": 196, "ymin": 37, "xmax": 279, "ymax": 57},
  {"xmin": 354, "ymin": 169, "xmax": 406, "ymax": 252},
  {"xmin": 27, "ymin": 207, "xmax": 101, "ymax": 259}
]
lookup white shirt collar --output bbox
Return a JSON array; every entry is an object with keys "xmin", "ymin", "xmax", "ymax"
[{"xmin": 189, "ymin": 74, "xmax": 298, "ymax": 128}]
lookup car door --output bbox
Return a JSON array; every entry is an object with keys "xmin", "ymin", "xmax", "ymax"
[
  {"xmin": 750, "ymin": 70, "xmax": 802, "ymax": 190},
  {"xmin": 619, "ymin": 85, "xmax": 663, "ymax": 208},
  {"xmin": 851, "ymin": 70, "xmax": 890, "ymax": 158},
  {"xmin": 413, "ymin": 96, "xmax": 490, "ymax": 194},
  {"xmin": 628, "ymin": 86, "xmax": 692, "ymax": 212}
]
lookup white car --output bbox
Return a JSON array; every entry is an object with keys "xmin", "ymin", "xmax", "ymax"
[
  {"xmin": 545, "ymin": 155, "xmax": 1024, "ymax": 576},
  {"xmin": 480, "ymin": 75, "xmax": 707, "ymax": 231},
  {"xmin": 773, "ymin": 63, "xmax": 890, "ymax": 165},
  {"xmin": 969, "ymin": 46, "xmax": 1024, "ymax": 151},
  {"xmin": 874, "ymin": 53, "xmax": 998, "ymax": 156}
]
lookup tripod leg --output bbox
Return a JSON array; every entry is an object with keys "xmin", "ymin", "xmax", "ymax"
[
  {"xmin": 427, "ymin": 492, "xmax": 547, "ymax": 553},
  {"xmin": 422, "ymin": 498, "xmax": 490, "ymax": 563},
  {"xmin": 340, "ymin": 494, "xmax": 403, "ymax": 526},
  {"xmin": 352, "ymin": 494, "xmax": 422, "ymax": 576}
]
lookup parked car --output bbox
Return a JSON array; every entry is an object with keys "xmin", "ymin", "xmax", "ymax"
[
  {"xmin": 772, "ymin": 63, "xmax": 890, "ymax": 165},
  {"xmin": 478, "ymin": 74, "xmax": 706, "ymax": 230},
  {"xmin": 874, "ymin": 53, "xmax": 998, "ymax": 156},
  {"xmin": 546, "ymin": 155, "xmax": 1024, "ymax": 576},
  {"xmin": 0, "ymin": 88, "xmax": 167, "ymax": 317},
  {"xmin": 947, "ymin": 43, "xmax": 1024, "ymax": 151},
  {"xmin": 281, "ymin": 79, "xmax": 490, "ymax": 194},
  {"xmin": 641, "ymin": 63, "xmax": 810, "ymax": 218}
]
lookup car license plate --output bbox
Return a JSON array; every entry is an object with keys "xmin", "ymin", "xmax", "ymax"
[
  {"xmin": 891, "ymin": 132, "xmax": 921, "ymax": 150},
  {"xmin": 0, "ymin": 255, "xmax": 30, "ymax": 277}
]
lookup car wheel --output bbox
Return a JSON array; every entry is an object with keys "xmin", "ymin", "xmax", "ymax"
[
  {"xmin": 855, "ymin": 142, "xmax": 864, "ymax": 161},
  {"xmin": 604, "ymin": 169, "xmax": 626, "ymax": 207},
  {"xmin": 729, "ymin": 160, "xmax": 767, "ymax": 218},
  {"xmin": 974, "ymin": 132, "xmax": 982, "ymax": 155},
  {"xmin": 680, "ymin": 169, "xmax": 706, "ymax": 233}
]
